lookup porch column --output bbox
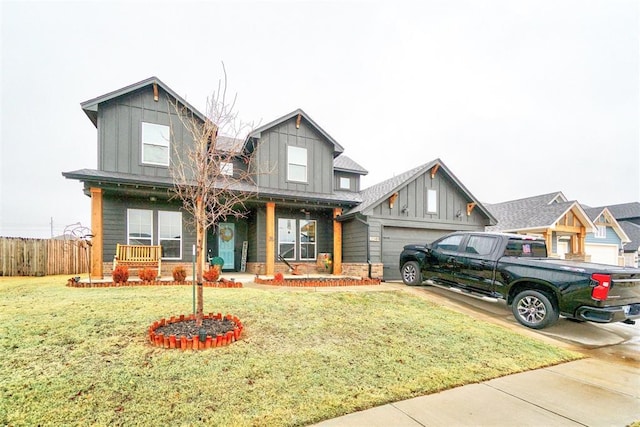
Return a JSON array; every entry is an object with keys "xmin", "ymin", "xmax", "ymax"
[
  {"xmin": 90, "ymin": 187, "xmax": 103, "ymax": 279},
  {"xmin": 266, "ymin": 202, "xmax": 275, "ymax": 275},
  {"xmin": 333, "ymin": 208, "xmax": 342, "ymax": 275},
  {"xmin": 543, "ymin": 229, "xmax": 553, "ymax": 256},
  {"xmin": 578, "ymin": 227, "xmax": 586, "ymax": 255}
]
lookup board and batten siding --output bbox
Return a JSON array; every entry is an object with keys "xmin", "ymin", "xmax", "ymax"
[
  {"xmin": 98, "ymin": 87, "xmax": 194, "ymax": 179},
  {"xmin": 102, "ymin": 196, "xmax": 195, "ymax": 262},
  {"xmin": 371, "ymin": 169, "xmax": 487, "ymax": 226},
  {"xmin": 254, "ymin": 119, "xmax": 334, "ymax": 194},
  {"xmin": 341, "ymin": 219, "xmax": 369, "ymax": 263}
]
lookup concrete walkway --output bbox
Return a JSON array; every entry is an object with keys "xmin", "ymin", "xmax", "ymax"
[
  {"xmin": 228, "ymin": 274, "xmax": 640, "ymax": 426},
  {"xmin": 312, "ymin": 358, "xmax": 639, "ymax": 426}
]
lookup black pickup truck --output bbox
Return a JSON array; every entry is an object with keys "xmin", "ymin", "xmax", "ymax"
[{"xmin": 399, "ymin": 231, "xmax": 640, "ymax": 329}]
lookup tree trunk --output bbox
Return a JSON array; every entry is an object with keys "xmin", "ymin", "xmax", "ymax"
[{"xmin": 196, "ymin": 198, "xmax": 205, "ymax": 327}]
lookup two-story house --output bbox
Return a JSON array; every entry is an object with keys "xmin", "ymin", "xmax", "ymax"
[
  {"xmin": 64, "ymin": 77, "xmax": 495, "ymax": 281},
  {"xmin": 582, "ymin": 207, "xmax": 629, "ymax": 265}
]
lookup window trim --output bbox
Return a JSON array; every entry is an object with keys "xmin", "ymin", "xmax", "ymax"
[
  {"xmin": 141, "ymin": 122, "xmax": 170, "ymax": 166},
  {"xmin": 299, "ymin": 219, "xmax": 317, "ymax": 261},
  {"xmin": 287, "ymin": 146, "xmax": 308, "ymax": 183},
  {"xmin": 278, "ymin": 218, "xmax": 297, "ymax": 260},
  {"xmin": 594, "ymin": 225, "xmax": 606, "ymax": 239},
  {"xmin": 127, "ymin": 209, "xmax": 153, "ymax": 246},
  {"xmin": 339, "ymin": 176, "xmax": 351, "ymax": 190},
  {"xmin": 426, "ymin": 189, "xmax": 437, "ymax": 213},
  {"xmin": 158, "ymin": 211, "xmax": 182, "ymax": 260}
]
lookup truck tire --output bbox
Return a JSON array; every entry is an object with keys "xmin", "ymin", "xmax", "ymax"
[
  {"xmin": 401, "ymin": 261, "xmax": 422, "ymax": 286},
  {"xmin": 512, "ymin": 290, "xmax": 559, "ymax": 329}
]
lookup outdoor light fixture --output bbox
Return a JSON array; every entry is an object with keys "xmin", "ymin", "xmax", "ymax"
[{"xmin": 149, "ymin": 196, "xmax": 157, "ymax": 202}]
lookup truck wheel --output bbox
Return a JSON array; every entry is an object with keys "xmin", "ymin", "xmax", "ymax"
[
  {"xmin": 401, "ymin": 261, "xmax": 422, "ymax": 286},
  {"xmin": 512, "ymin": 290, "xmax": 559, "ymax": 329}
]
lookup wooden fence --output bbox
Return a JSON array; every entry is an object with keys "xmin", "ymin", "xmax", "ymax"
[{"xmin": 0, "ymin": 237, "xmax": 91, "ymax": 276}]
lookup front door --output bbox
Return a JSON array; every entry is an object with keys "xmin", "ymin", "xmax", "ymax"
[{"xmin": 218, "ymin": 223, "xmax": 235, "ymax": 270}]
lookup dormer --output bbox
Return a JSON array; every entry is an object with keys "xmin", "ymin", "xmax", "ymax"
[{"xmin": 334, "ymin": 155, "xmax": 368, "ymax": 192}]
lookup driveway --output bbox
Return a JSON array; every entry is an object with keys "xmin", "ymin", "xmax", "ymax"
[{"xmin": 388, "ymin": 281, "xmax": 640, "ymax": 367}]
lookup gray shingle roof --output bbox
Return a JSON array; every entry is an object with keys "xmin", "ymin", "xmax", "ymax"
[
  {"xmin": 486, "ymin": 199, "xmax": 579, "ymax": 232},
  {"xmin": 62, "ymin": 169, "xmax": 362, "ymax": 206},
  {"xmin": 583, "ymin": 206, "xmax": 605, "ymax": 221},
  {"xmin": 333, "ymin": 154, "xmax": 368, "ymax": 175},
  {"xmin": 620, "ymin": 221, "xmax": 640, "ymax": 252},
  {"xmin": 594, "ymin": 202, "xmax": 640, "ymax": 221}
]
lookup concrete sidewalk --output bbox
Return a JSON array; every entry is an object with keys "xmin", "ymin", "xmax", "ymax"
[{"xmin": 313, "ymin": 358, "xmax": 640, "ymax": 426}]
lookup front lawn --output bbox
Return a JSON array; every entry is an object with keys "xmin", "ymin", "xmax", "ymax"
[{"xmin": 0, "ymin": 276, "xmax": 581, "ymax": 426}]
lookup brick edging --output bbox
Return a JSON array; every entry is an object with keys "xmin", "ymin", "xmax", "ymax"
[
  {"xmin": 255, "ymin": 277, "xmax": 381, "ymax": 287},
  {"xmin": 148, "ymin": 313, "xmax": 243, "ymax": 350},
  {"xmin": 66, "ymin": 278, "xmax": 242, "ymax": 288}
]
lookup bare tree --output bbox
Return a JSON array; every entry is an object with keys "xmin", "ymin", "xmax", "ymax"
[{"xmin": 170, "ymin": 65, "xmax": 256, "ymax": 327}]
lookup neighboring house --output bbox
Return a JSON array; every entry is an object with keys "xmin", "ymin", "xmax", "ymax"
[
  {"xmin": 485, "ymin": 192, "xmax": 595, "ymax": 261},
  {"xmin": 582, "ymin": 207, "xmax": 629, "ymax": 265},
  {"xmin": 63, "ymin": 77, "xmax": 495, "ymax": 281},
  {"xmin": 593, "ymin": 202, "xmax": 640, "ymax": 267},
  {"xmin": 619, "ymin": 221, "xmax": 640, "ymax": 267},
  {"xmin": 339, "ymin": 160, "xmax": 496, "ymax": 280},
  {"xmin": 601, "ymin": 202, "xmax": 640, "ymax": 226}
]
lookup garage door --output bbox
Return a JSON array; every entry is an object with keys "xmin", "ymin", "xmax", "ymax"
[
  {"xmin": 381, "ymin": 227, "xmax": 453, "ymax": 281},
  {"xmin": 585, "ymin": 243, "xmax": 619, "ymax": 265}
]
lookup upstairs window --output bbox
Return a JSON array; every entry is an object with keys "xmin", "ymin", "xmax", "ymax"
[
  {"xmin": 595, "ymin": 225, "xmax": 606, "ymax": 239},
  {"xmin": 287, "ymin": 146, "xmax": 307, "ymax": 182},
  {"xmin": 127, "ymin": 209, "xmax": 153, "ymax": 245},
  {"xmin": 426, "ymin": 189, "xmax": 437, "ymax": 213},
  {"xmin": 141, "ymin": 122, "xmax": 170, "ymax": 166},
  {"xmin": 159, "ymin": 211, "xmax": 182, "ymax": 259},
  {"xmin": 339, "ymin": 177, "xmax": 351, "ymax": 190}
]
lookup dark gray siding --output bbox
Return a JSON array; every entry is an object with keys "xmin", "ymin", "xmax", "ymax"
[
  {"xmin": 371, "ymin": 170, "xmax": 489, "ymax": 227},
  {"xmin": 102, "ymin": 196, "xmax": 195, "ymax": 262},
  {"xmin": 342, "ymin": 218, "xmax": 368, "ymax": 262},
  {"xmin": 97, "ymin": 87, "xmax": 195, "ymax": 178},
  {"xmin": 334, "ymin": 172, "xmax": 361, "ymax": 192},
  {"xmin": 254, "ymin": 118, "xmax": 334, "ymax": 194}
]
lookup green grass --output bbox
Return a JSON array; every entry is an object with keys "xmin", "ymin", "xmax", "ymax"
[{"xmin": 0, "ymin": 276, "xmax": 582, "ymax": 426}]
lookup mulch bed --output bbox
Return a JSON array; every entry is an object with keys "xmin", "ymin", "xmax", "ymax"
[{"xmin": 155, "ymin": 318, "xmax": 236, "ymax": 339}]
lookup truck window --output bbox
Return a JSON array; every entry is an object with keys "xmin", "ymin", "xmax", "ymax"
[
  {"xmin": 433, "ymin": 234, "xmax": 464, "ymax": 252},
  {"xmin": 464, "ymin": 236, "xmax": 497, "ymax": 256},
  {"xmin": 504, "ymin": 239, "xmax": 547, "ymax": 257}
]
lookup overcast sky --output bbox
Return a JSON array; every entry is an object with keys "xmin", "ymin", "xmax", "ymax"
[{"xmin": 1, "ymin": 0, "xmax": 638, "ymax": 238}]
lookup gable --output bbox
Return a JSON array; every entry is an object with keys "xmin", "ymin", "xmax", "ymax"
[
  {"xmin": 252, "ymin": 115, "xmax": 336, "ymax": 195},
  {"xmin": 487, "ymin": 195, "xmax": 595, "ymax": 234},
  {"xmin": 345, "ymin": 160, "xmax": 495, "ymax": 226}
]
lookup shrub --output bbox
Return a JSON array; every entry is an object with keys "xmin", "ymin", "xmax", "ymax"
[
  {"xmin": 139, "ymin": 268, "xmax": 157, "ymax": 282},
  {"xmin": 112, "ymin": 265, "xmax": 129, "ymax": 283},
  {"xmin": 203, "ymin": 265, "xmax": 220, "ymax": 282},
  {"xmin": 172, "ymin": 265, "xmax": 187, "ymax": 282},
  {"xmin": 274, "ymin": 272, "xmax": 284, "ymax": 283}
]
